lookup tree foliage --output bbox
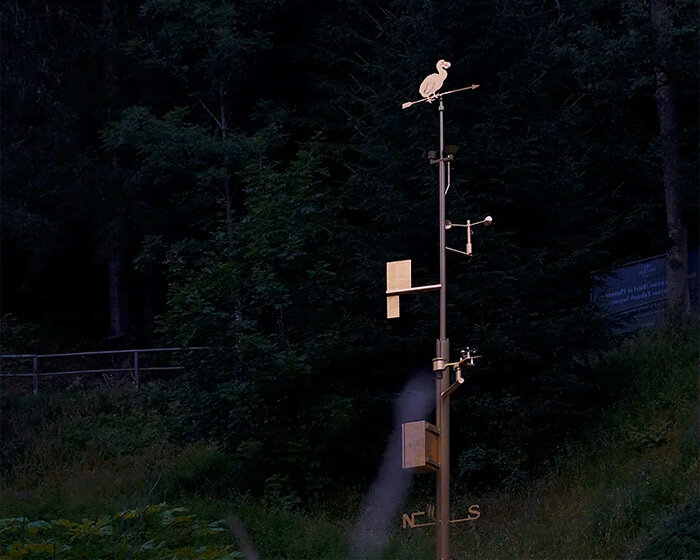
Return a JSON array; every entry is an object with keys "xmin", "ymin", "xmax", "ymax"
[{"xmin": 2, "ymin": 0, "xmax": 697, "ymax": 498}]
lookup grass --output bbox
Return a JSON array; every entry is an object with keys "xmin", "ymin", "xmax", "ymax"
[
  {"xmin": 1, "ymin": 323, "xmax": 698, "ymax": 559},
  {"xmin": 444, "ymin": 322, "xmax": 700, "ymax": 560}
]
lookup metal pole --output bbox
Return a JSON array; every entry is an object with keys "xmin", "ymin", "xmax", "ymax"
[{"xmin": 436, "ymin": 98, "xmax": 450, "ymax": 560}]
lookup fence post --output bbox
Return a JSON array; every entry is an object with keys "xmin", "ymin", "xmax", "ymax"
[
  {"xmin": 133, "ymin": 350, "xmax": 139, "ymax": 391},
  {"xmin": 32, "ymin": 355, "xmax": 38, "ymax": 395}
]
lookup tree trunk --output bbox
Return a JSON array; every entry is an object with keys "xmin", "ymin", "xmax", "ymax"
[
  {"xmin": 220, "ymin": 83, "xmax": 235, "ymax": 250},
  {"xmin": 103, "ymin": 0, "xmax": 130, "ymax": 338},
  {"xmin": 650, "ymin": 0, "xmax": 690, "ymax": 319},
  {"xmin": 108, "ymin": 231, "xmax": 129, "ymax": 338},
  {"xmin": 139, "ymin": 271, "xmax": 156, "ymax": 330}
]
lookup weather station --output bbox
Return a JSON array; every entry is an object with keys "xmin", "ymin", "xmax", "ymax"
[{"xmin": 387, "ymin": 59, "xmax": 492, "ymax": 560}]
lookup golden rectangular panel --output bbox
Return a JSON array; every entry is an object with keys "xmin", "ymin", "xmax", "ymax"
[
  {"xmin": 387, "ymin": 295, "xmax": 400, "ymax": 319},
  {"xmin": 401, "ymin": 421, "xmax": 439, "ymax": 473},
  {"xmin": 387, "ymin": 260, "xmax": 412, "ymax": 291}
]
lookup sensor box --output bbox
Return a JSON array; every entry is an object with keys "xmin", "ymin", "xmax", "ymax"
[{"xmin": 401, "ymin": 421, "xmax": 439, "ymax": 473}]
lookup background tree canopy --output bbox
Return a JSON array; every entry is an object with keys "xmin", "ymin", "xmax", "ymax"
[{"xmin": 2, "ymin": 0, "xmax": 697, "ymax": 497}]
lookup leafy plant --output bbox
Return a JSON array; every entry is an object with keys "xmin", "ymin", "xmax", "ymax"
[{"xmin": 0, "ymin": 506, "xmax": 240, "ymax": 559}]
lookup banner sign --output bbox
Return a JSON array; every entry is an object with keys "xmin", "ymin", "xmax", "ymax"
[{"xmin": 592, "ymin": 250, "xmax": 699, "ymax": 333}]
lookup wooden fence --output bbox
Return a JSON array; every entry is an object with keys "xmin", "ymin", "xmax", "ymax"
[{"xmin": 0, "ymin": 347, "xmax": 207, "ymax": 394}]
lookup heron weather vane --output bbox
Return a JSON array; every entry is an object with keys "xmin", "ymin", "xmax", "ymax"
[
  {"xmin": 401, "ymin": 59, "xmax": 480, "ymax": 109},
  {"xmin": 387, "ymin": 60, "xmax": 491, "ymax": 560}
]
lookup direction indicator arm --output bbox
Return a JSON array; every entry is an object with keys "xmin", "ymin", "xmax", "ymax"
[
  {"xmin": 446, "ymin": 246, "xmax": 470, "ymax": 256},
  {"xmin": 386, "ymin": 260, "xmax": 442, "ymax": 318},
  {"xmin": 386, "ymin": 284, "xmax": 441, "ymax": 296},
  {"xmin": 401, "ymin": 85, "xmax": 480, "ymax": 109}
]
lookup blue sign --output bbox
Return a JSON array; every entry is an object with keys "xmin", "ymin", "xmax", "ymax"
[{"xmin": 592, "ymin": 250, "xmax": 699, "ymax": 333}]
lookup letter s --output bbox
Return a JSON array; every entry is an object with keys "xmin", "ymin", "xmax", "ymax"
[{"xmin": 468, "ymin": 504, "xmax": 481, "ymax": 520}]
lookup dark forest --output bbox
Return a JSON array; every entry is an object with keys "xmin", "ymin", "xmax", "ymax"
[{"xmin": 1, "ymin": 1, "xmax": 698, "ymax": 559}]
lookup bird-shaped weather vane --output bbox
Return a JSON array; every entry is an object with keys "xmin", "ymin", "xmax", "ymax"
[{"xmin": 402, "ymin": 59, "xmax": 479, "ymax": 109}]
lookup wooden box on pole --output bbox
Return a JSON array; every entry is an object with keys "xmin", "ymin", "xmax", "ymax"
[{"xmin": 401, "ymin": 420, "xmax": 439, "ymax": 473}]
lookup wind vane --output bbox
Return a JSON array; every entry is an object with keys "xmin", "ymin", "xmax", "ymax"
[
  {"xmin": 388, "ymin": 59, "xmax": 490, "ymax": 560},
  {"xmin": 402, "ymin": 59, "xmax": 479, "ymax": 109}
]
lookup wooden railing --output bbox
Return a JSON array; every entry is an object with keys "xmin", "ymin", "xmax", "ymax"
[{"xmin": 0, "ymin": 347, "xmax": 207, "ymax": 394}]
